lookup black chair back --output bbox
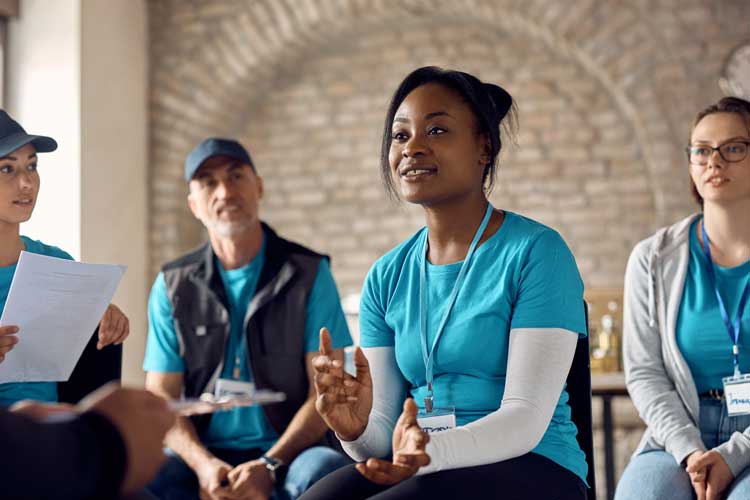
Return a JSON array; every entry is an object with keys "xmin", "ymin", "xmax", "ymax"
[
  {"xmin": 566, "ymin": 303, "xmax": 596, "ymax": 499},
  {"xmin": 58, "ymin": 327, "xmax": 122, "ymax": 404}
]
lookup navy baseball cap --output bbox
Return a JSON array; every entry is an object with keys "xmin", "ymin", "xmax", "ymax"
[
  {"xmin": 184, "ymin": 138, "xmax": 256, "ymax": 181},
  {"xmin": 0, "ymin": 110, "xmax": 57, "ymax": 157}
]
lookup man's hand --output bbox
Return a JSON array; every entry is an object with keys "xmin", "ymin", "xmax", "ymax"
[
  {"xmin": 313, "ymin": 328, "xmax": 372, "ymax": 441},
  {"xmin": 97, "ymin": 303, "xmax": 129, "ymax": 350},
  {"xmin": 78, "ymin": 384, "xmax": 176, "ymax": 496},
  {"xmin": 355, "ymin": 398, "xmax": 430, "ymax": 485},
  {"xmin": 195, "ymin": 457, "xmax": 233, "ymax": 500},
  {"xmin": 0, "ymin": 325, "xmax": 19, "ymax": 363},
  {"xmin": 223, "ymin": 459, "xmax": 274, "ymax": 500},
  {"xmin": 687, "ymin": 449, "xmax": 734, "ymax": 500}
]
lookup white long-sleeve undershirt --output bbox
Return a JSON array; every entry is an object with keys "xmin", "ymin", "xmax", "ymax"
[{"xmin": 340, "ymin": 328, "xmax": 579, "ymax": 474}]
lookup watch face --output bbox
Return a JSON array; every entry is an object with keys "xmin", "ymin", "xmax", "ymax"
[{"xmin": 721, "ymin": 42, "xmax": 750, "ymax": 99}]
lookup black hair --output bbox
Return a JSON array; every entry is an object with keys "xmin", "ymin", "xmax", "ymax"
[
  {"xmin": 688, "ymin": 96, "xmax": 750, "ymax": 207},
  {"xmin": 379, "ymin": 66, "xmax": 517, "ymax": 199}
]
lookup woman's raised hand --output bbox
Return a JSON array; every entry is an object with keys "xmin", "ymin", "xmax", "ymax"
[
  {"xmin": 355, "ymin": 398, "xmax": 431, "ymax": 485},
  {"xmin": 313, "ymin": 327, "xmax": 373, "ymax": 441}
]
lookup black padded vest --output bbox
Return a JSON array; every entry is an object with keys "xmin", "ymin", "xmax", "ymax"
[{"xmin": 161, "ymin": 223, "xmax": 324, "ymax": 436}]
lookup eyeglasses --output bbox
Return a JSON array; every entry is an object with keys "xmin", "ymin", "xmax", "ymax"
[{"xmin": 686, "ymin": 140, "xmax": 750, "ymax": 166}]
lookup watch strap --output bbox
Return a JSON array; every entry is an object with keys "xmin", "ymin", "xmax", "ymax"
[{"xmin": 260, "ymin": 454, "xmax": 284, "ymax": 483}]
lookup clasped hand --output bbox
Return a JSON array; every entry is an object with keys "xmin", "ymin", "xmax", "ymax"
[
  {"xmin": 197, "ymin": 458, "xmax": 273, "ymax": 500},
  {"xmin": 686, "ymin": 449, "xmax": 734, "ymax": 500}
]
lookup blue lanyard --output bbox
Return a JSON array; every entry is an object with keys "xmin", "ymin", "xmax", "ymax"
[
  {"xmin": 700, "ymin": 219, "xmax": 750, "ymax": 377},
  {"xmin": 419, "ymin": 203, "xmax": 494, "ymax": 412},
  {"xmin": 233, "ymin": 338, "xmax": 247, "ymax": 380}
]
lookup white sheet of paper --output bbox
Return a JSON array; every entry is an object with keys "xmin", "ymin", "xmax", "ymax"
[
  {"xmin": 169, "ymin": 389, "xmax": 287, "ymax": 416},
  {"xmin": 0, "ymin": 251, "xmax": 126, "ymax": 383}
]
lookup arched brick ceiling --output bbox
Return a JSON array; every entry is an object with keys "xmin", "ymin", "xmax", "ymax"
[{"xmin": 148, "ymin": 0, "xmax": 749, "ymax": 288}]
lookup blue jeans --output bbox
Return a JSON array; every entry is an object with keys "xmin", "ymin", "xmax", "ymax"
[
  {"xmin": 147, "ymin": 446, "xmax": 351, "ymax": 500},
  {"xmin": 615, "ymin": 398, "xmax": 750, "ymax": 499}
]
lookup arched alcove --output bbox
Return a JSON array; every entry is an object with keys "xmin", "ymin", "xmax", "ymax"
[{"xmin": 148, "ymin": 0, "xmax": 749, "ymax": 290}]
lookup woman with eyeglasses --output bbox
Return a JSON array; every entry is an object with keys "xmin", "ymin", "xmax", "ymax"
[
  {"xmin": 616, "ymin": 97, "xmax": 750, "ymax": 500},
  {"xmin": 0, "ymin": 109, "xmax": 129, "ymax": 407}
]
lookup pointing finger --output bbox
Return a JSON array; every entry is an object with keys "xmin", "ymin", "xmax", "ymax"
[{"xmin": 319, "ymin": 327, "xmax": 333, "ymax": 356}]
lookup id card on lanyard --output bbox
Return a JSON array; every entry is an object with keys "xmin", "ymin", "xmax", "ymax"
[
  {"xmin": 417, "ymin": 203, "xmax": 494, "ymax": 433},
  {"xmin": 215, "ymin": 336, "xmax": 253, "ymax": 398},
  {"xmin": 215, "ymin": 378, "xmax": 255, "ymax": 399},
  {"xmin": 724, "ymin": 374, "xmax": 750, "ymax": 417},
  {"xmin": 701, "ymin": 220, "xmax": 750, "ymax": 416}
]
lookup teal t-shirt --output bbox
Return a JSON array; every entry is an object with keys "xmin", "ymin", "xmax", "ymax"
[
  {"xmin": 0, "ymin": 236, "xmax": 74, "ymax": 407},
  {"xmin": 677, "ymin": 218, "xmax": 750, "ymax": 394},
  {"xmin": 143, "ymin": 233, "xmax": 352, "ymax": 450},
  {"xmin": 359, "ymin": 211, "xmax": 588, "ymax": 484}
]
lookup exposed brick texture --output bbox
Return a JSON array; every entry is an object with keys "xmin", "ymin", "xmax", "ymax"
[
  {"xmin": 148, "ymin": 2, "xmax": 749, "ymax": 496},
  {"xmin": 148, "ymin": 0, "xmax": 749, "ymax": 293}
]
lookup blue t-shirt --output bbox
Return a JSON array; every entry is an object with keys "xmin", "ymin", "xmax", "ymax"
[
  {"xmin": 360, "ymin": 211, "xmax": 588, "ymax": 484},
  {"xmin": 0, "ymin": 236, "xmax": 74, "ymax": 407},
  {"xmin": 677, "ymin": 218, "xmax": 750, "ymax": 394},
  {"xmin": 143, "ymin": 233, "xmax": 352, "ymax": 450}
]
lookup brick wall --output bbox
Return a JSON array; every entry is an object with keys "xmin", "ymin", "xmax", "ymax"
[
  {"xmin": 148, "ymin": 1, "xmax": 749, "ymax": 497},
  {"xmin": 148, "ymin": 0, "xmax": 749, "ymax": 294}
]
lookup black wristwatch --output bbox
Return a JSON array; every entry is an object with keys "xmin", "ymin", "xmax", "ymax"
[{"xmin": 259, "ymin": 454, "xmax": 285, "ymax": 483}]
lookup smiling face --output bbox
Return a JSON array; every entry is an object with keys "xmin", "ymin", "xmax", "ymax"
[
  {"xmin": 0, "ymin": 143, "xmax": 40, "ymax": 230},
  {"xmin": 187, "ymin": 155, "xmax": 263, "ymax": 238},
  {"xmin": 689, "ymin": 112, "xmax": 750, "ymax": 207},
  {"xmin": 388, "ymin": 83, "xmax": 490, "ymax": 207}
]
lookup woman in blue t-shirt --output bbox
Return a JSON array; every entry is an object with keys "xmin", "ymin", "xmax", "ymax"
[
  {"xmin": 0, "ymin": 109, "xmax": 129, "ymax": 406},
  {"xmin": 616, "ymin": 98, "xmax": 750, "ymax": 500},
  {"xmin": 302, "ymin": 67, "xmax": 588, "ymax": 499}
]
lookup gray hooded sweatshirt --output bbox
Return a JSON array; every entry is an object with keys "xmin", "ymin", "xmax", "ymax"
[{"xmin": 623, "ymin": 213, "xmax": 750, "ymax": 476}]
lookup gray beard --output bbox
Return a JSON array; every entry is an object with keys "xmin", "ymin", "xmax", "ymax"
[{"xmin": 204, "ymin": 218, "xmax": 253, "ymax": 238}]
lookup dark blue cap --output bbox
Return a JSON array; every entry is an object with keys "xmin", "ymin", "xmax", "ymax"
[
  {"xmin": 0, "ymin": 109, "xmax": 57, "ymax": 157},
  {"xmin": 184, "ymin": 138, "xmax": 256, "ymax": 181}
]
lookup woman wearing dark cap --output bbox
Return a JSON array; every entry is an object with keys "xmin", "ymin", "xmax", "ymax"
[
  {"xmin": 0, "ymin": 109, "xmax": 129, "ymax": 406},
  {"xmin": 616, "ymin": 98, "xmax": 750, "ymax": 500},
  {"xmin": 303, "ymin": 67, "xmax": 588, "ymax": 499}
]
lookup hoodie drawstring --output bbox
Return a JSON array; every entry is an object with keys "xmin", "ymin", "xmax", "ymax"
[{"xmin": 647, "ymin": 228, "xmax": 668, "ymax": 328}]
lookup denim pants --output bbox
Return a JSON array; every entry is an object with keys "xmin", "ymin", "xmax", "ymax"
[
  {"xmin": 146, "ymin": 445, "xmax": 351, "ymax": 500},
  {"xmin": 615, "ymin": 398, "xmax": 750, "ymax": 499}
]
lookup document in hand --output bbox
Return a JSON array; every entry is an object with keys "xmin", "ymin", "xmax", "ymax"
[
  {"xmin": 0, "ymin": 251, "xmax": 126, "ymax": 383},
  {"xmin": 169, "ymin": 389, "xmax": 288, "ymax": 416}
]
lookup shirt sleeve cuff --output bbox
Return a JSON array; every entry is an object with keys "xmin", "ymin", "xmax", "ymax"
[
  {"xmin": 338, "ymin": 419, "xmax": 388, "ymax": 462},
  {"xmin": 665, "ymin": 427, "xmax": 706, "ymax": 466},
  {"xmin": 715, "ymin": 432, "xmax": 750, "ymax": 477}
]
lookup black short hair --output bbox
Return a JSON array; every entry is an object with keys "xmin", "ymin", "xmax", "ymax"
[{"xmin": 380, "ymin": 66, "xmax": 518, "ymax": 199}]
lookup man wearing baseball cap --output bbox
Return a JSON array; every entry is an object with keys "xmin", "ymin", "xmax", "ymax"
[{"xmin": 144, "ymin": 138, "xmax": 352, "ymax": 500}]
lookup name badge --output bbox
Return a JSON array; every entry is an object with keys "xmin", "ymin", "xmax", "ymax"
[
  {"xmin": 417, "ymin": 406, "xmax": 456, "ymax": 433},
  {"xmin": 723, "ymin": 373, "xmax": 750, "ymax": 416},
  {"xmin": 215, "ymin": 378, "xmax": 255, "ymax": 399}
]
